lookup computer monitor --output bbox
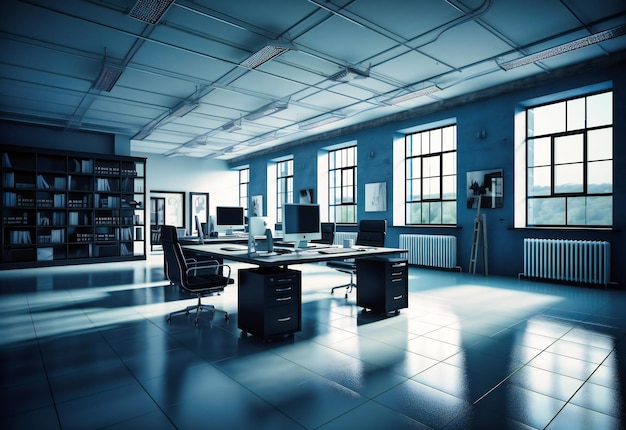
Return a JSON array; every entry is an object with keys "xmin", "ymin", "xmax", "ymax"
[
  {"xmin": 194, "ymin": 215, "xmax": 204, "ymax": 244},
  {"xmin": 282, "ymin": 203, "xmax": 321, "ymax": 248},
  {"xmin": 215, "ymin": 206, "xmax": 245, "ymax": 235},
  {"xmin": 248, "ymin": 216, "xmax": 274, "ymax": 237}
]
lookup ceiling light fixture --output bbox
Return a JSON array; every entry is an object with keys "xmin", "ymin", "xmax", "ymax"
[
  {"xmin": 240, "ymin": 41, "xmax": 294, "ymax": 69},
  {"xmin": 329, "ymin": 66, "xmax": 370, "ymax": 82},
  {"xmin": 383, "ymin": 84, "xmax": 441, "ymax": 105},
  {"xmin": 247, "ymin": 132, "xmax": 278, "ymax": 147},
  {"xmin": 221, "ymin": 118, "xmax": 242, "ymax": 132},
  {"xmin": 244, "ymin": 99, "xmax": 289, "ymax": 121},
  {"xmin": 129, "ymin": 0, "xmax": 173, "ymax": 24},
  {"xmin": 169, "ymin": 101, "xmax": 199, "ymax": 119},
  {"xmin": 93, "ymin": 62, "xmax": 123, "ymax": 92},
  {"xmin": 299, "ymin": 112, "xmax": 346, "ymax": 130},
  {"xmin": 498, "ymin": 23, "xmax": 626, "ymax": 70}
]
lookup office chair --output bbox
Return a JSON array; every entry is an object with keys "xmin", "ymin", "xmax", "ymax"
[
  {"xmin": 313, "ymin": 222, "xmax": 335, "ymax": 245},
  {"xmin": 327, "ymin": 220, "xmax": 386, "ymax": 298},
  {"xmin": 161, "ymin": 225, "xmax": 233, "ymax": 326}
]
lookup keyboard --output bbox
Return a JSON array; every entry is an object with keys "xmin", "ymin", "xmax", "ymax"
[{"xmin": 317, "ymin": 247, "xmax": 356, "ymax": 254}]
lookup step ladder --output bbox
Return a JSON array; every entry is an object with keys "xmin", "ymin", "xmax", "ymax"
[{"xmin": 469, "ymin": 194, "xmax": 488, "ymax": 275}]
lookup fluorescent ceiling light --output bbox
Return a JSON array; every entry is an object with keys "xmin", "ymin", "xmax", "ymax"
[
  {"xmin": 169, "ymin": 101, "xmax": 199, "ymax": 119},
  {"xmin": 498, "ymin": 23, "xmax": 626, "ymax": 70},
  {"xmin": 247, "ymin": 132, "xmax": 277, "ymax": 147},
  {"xmin": 221, "ymin": 119, "xmax": 242, "ymax": 132},
  {"xmin": 129, "ymin": 0, "xmax": 173, "ymax": 24},
  {"xmin": 132, "ymin": 127, "xmax": 154, "ymax": 140},
  {"xmin": 383, "ymin": 85, "xmax": 441, "ymax": 105},
  {"xmin": 244, "ymin": 99, "xmax": 289, "ymax": 121},
  {"xmin": 93, "ymin": 62, "xmax": 123, "ymax": 92},
  {"xmin": 329, "ymin": 66, "xmax": 369, "ymax": 82},
  {"xmin": 299, "ymin": 112, "xmax": 346, "ymax": 130},
  {"xmin": 240, "ymin": 41, "xmax": 293, "ymax": 69}
]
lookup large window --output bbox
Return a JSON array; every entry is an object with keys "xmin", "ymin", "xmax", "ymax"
[
  {"xmin": 526, "ymin": 91, "xmax": 613, "ymax": 227},
  {"xmin": 329, "ymin": 145, "xmax": 357, "ymax": 223},
  {"xmin": 405, "ymin": 125, "xmax": 457, "ymax": 225},
  {"xmin": 238, "ymin": 168, "xmax": 249, "ymax": 212},
  {"xmin": 276, "ymin": 159, "xmax": 293, "ymax": 223}
]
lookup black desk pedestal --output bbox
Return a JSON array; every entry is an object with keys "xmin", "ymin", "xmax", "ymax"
[
  {"xmin": 238, "ymin": 267, "xmax": 301, "ymax": 340},
  {"xmin": 356, "ymin": 257, "xmax": 408, "ymax": 315}
]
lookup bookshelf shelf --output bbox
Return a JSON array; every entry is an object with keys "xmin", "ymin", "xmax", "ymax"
[{"xmin": 1, "ymin": 146, "xmax": 146, "ymax": 269}]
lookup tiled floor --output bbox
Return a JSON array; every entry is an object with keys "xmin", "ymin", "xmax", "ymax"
[{"xmin": 1, "ymin": 253, "xmax": 625, "ymax": 429}]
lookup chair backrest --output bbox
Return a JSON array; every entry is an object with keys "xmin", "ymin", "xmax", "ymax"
[
  {"xmin": 318, "ymin": 222, "xmax": 335, "ymax": 245},
  {"xmin": 161, "ymin": 225, "xmax": 187, "ymax": 285},
  {"xmin": 356, "ymin": 219, "xmax": 386, "ymax": 246}
]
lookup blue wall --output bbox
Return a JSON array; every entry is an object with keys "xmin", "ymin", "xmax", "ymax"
[{"xmin": 230, "ymin": 60, "xmax": 626, "ymax": 287}]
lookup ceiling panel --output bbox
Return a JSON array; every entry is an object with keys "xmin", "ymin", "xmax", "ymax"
[{"xmin": 0, "ymin": 0, "xmax": 624, "ymax": 160}]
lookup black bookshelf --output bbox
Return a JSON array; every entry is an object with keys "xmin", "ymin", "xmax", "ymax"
[{"xmin": 1, "ymin": 146, "xmax": 146, "ymax": 269}]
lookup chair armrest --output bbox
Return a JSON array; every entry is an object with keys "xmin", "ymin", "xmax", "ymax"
[{"xmin": 186, "ymin": 262, "xmax": 232, "ymax": 280}]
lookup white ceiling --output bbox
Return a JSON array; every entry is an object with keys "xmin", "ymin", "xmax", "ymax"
[{"xmin": 1, "ymin": 0, "xmax": 625, "ymax": 160}]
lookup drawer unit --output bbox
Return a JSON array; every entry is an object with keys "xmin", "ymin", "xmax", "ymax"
[
  {"xmin": 238, "ymin": 267, "xmax": 301, "ymax": 339},
  {"xmin": 356, "ymin": 257, "xmax": 408, "ymax": 315}
]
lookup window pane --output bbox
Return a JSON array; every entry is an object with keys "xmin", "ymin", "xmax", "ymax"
[
  {"xmin": 529, "ymin": 102, "xmax": 565, "ymax": 136},
  {"xmin": 423, "ymin": 177, "xmax": 440, "ymax": 199},
  {"xmin": 407, "ymin": 178, "xmax": 420, "ymax": 201},
  {"xmin": 407, "ymin": 203, "xmax": 421, "ymax": 224},
  {"xmin": 442, "ymin": 152, "xmax": 456, "ymax": 175},
  {"xmin": 423, "ymin": 155, "xmax": 440, "ymax": 177},
  {"xmin": 430, "ymin": 128, "xmax": 442, "ymax": 153},
  {"xmin": 342, "ymin": 186, "xmax": 354, "ymax": 203},
  {"xmin": 410, "ymin": 158, "xmax": 420, "ymax": 179},
  {"xmin": 588, "ymin": 160, "xmax": 612, "ymax": 193},
  {"xmin": 554, "ymin": 134, "xmax": 583, "ymax": 164},
  {"xmin": 421, "ymin": 132, "xmax": 430, "ymax": 155},
  {"xmin": 442, "ymin": 201, "xmax": 456, "ymax": 224},
  {"xmin": 421, "ymin": 202, "xmax": 430, "ymax": 224},
  {"xmin": 567, "ymin": 196, "xmax": 585, "ymax": 225},
  {"xmin": 587, "ymin": 92, "xmax": 612, "ymax": 127},
  {"xmin": 442, "ymin": 126, "xmax": 456, "ymax": 151},
  {"xmin": 429, "ymin": 202, "xmax": 442, "ymax": 224},
  {"xmin": 528, "ymin": 166, "xmax": 551, "ymax": 196},
  {"xmin": 528, "ymin": 137, "xmax": 551, "ymax": 167},
  {"xmin": 588, "ymin": 128, "xmax": 612, "ymax": 161},
  {"xmin": 442, "ymin": 176, "xmax": 456, "ymax": 199},
  {"xmin": 566, "ymin": 97, "xmax": 585, "ymax": 131},
  {"xmin": 586, "ymin": 196, "xmax": 612, "ymax": 225},
  {"xmin": 555, "ymin": 163, "xmax": 583, "ymax": 193},
  {"xmin": 528, "ymin": 197, "xmax": 565, "ymax": 225}
]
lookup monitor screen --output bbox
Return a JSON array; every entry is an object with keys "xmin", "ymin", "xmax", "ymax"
[
  {"xmin": 282, "ymin": 204, "xmax": 321, "ymax": 247},
  {"xmin": 215, "ymin": 206, "xmax": 245, "ymax": 233}
]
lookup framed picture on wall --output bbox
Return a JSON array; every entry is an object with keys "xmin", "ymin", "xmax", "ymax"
[
  {"xmin": 190, "ymin": 192, "xmax": 209, "ymax": 236},
  {"xmin": 466, "ymin": 169, "xmax": 503, "ymax": 209},
  {"xmin": 150, "ymin": 191, "xmax": 185, "ymax": 228},
  {"xmin": 365, "ymin": 182, "xmax": 387, "ymax": 212},
  {"xmin": 250, "ymin": 195, "xmax": 263, "ymax": 217}
]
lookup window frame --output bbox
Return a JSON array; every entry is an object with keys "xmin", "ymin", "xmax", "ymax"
[
  {"xmin": 525, "ymin": 90, "xmax": 613, "ymax": 228},
  {"xmin": 328, "ymin": 145, "xmax": 357, "ymax": 224},
  {"xmin": 404, "ymin": 124, "xmax": 457, "ymax": 226},
  {"xmin": 238, "ymin": 167, "xmax": 249, "ymax": 213},
  {"xmin": 276, "ymin": 158, "xmax": 293, "ymax": 223}
]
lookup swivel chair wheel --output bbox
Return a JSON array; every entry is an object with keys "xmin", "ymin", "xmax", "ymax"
[
  {"xmin": 224, "ymin": 313, "xmax": 229, "ymax": 320},
  {"xmin": 166, "ymin": 316, "xmax": 171, "ymax": 323}
]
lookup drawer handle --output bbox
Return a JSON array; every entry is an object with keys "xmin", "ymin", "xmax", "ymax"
[
  {"xmin": 392, "ymin": 263, "xmax": 406, "ymax": 268},
  {"xmin": 393, "ymin": 295, "xmax": 403, "ymax": 300},
  {"xmin": 277, "ymin": 278, "xmax": 293, "ymax": 283},
  {"xmin": 391, "ymin": 272, "xmax": 403, "ymax": 276},
  {"xmin": 277, "ymin": 316, "xmax": 292, "ymax": 322},
  {"xmin": 276, "ymin": 296, "xmax": 292, "ymax": 302},
  {"xmin": 275, "ymin": 287, "xmax": 292, "ymax": 292},
  {"xmin": 391, "ymin": 278, "xmax": 403, "ymax": 283}
]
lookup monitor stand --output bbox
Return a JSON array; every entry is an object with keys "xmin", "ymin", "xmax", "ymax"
[
  {"xmin": 296, "ymin": 240, "xmax": 309, "ymax": 249},
  {"xmin": 225, "ymin": 228, "xmax": 233, "ymax": 235}
]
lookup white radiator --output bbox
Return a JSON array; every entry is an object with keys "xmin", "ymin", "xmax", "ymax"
[
  {"xmin": 333, "ymin": 231, "xmax": 358, "ymax": 246},
  {"xmin": 399, "ymin": 234, "xmax": 457, "ymax": 269},
  {"xmin": 523, "ymin": 238, "xmax": 611, "ymax": 285}
]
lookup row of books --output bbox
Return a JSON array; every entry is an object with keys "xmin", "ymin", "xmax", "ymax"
[
  {"xmin": 37, "ymin": 229, "xmax": 65, "ymax": 244},
  {"xmin": 36, "ymin": 175, "xmax": 67, "ymax": 189},
  {"xmin": 3, "ymin": 214, "xmax": 28, "ymax": 225},
  {"xmin": 37, "ymin": 212, "xmax": 65, "ymax": 225},
  {"xmin": 10, "ymin": 230, "xmax": 32, "ymax": 244},
  {"xmin": 95, "ymin": 195, "xmax": 120, "ymax": 208}
]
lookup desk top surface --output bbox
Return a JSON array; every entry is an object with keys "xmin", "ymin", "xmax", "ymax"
[{"xmin": 182, "ymin": 243, "xmax": 406, "ymax": 267}]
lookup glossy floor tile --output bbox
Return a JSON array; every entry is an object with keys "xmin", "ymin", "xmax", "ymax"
[{"xmin": 1, "ymin": 253, "xmax": 625, "ymax": 429}]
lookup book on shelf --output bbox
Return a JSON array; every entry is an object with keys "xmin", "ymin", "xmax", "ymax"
[
  {"xmin": 37, "ymin": 175, "xmax": 50, "ymax": 189},
  {"xmin": 4, "ymin": 171, "xmax": 14, "ymax": 187},
  {"xmin": 3, "ymin": 153, "xmax": 12, "ymax": 168},
  {"xmin": 11, "ymin": 230, "xmax": 32, "ymax": 245}
]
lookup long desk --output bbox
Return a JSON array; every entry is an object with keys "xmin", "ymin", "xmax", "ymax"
[{"xmin": 182, "ymin": 243, "xmax": 407, "ymax": 340}]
